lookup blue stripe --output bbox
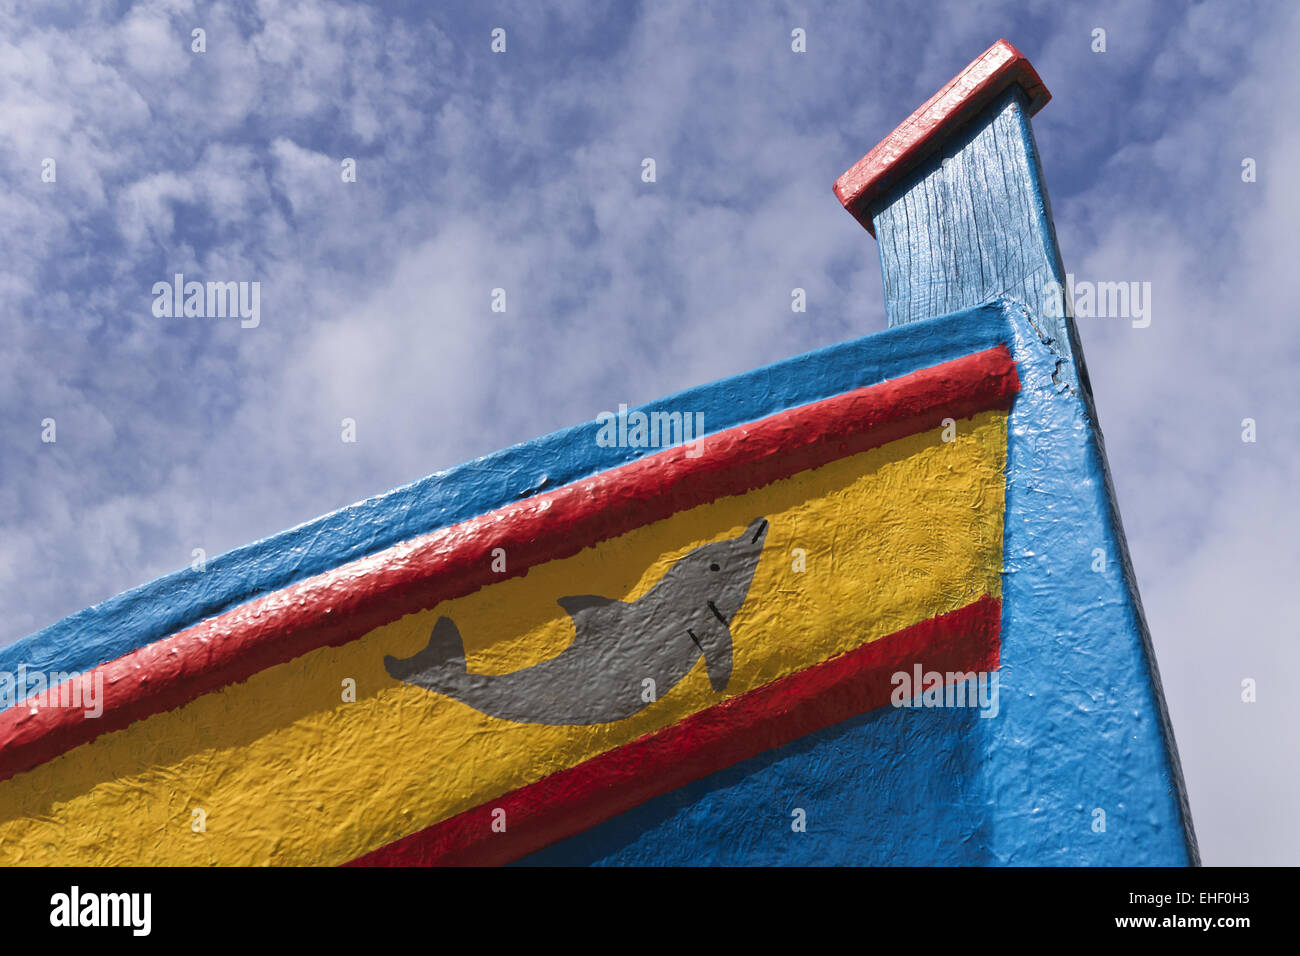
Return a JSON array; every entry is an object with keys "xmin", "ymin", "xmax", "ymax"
[{"xmin": 518, "ymin": 702, "xmax": 993, "ymax": 866}]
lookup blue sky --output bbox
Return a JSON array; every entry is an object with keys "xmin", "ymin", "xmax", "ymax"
[{"xmin": 1, "ymin": 0, "xmax": 1296, "ymax": 865}]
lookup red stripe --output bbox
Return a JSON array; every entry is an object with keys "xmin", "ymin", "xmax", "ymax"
[
  {"xmin": 345, "ymin": 594, "xmax": 1002, "ymax": 866},
  {"xmin": 834, "ymin": 39, "xmax": 1050, "ymax": 236},
  {"xmin": 0, "ymin": 347, "xmax": 1017, "ymax": 784}
]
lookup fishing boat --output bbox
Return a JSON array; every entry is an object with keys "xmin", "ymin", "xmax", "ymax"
[{"xmin": 0, "ymin": 39, "xmax": 1197, "ymax": 867}]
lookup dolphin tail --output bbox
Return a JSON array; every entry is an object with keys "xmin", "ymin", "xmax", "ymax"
[{"xmin": 384, "ymin": 616, "xmax": 467, "ymax": 688}]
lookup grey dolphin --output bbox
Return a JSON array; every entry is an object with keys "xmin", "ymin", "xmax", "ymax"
[{"xmin": 384, "ymin": 517, "xmax": 769, "ymax": 724}]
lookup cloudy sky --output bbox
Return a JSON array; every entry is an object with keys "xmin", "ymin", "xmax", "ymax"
[{"xmin": 1, "ymin": 0, "xmax": 1295, "ymax": 866}]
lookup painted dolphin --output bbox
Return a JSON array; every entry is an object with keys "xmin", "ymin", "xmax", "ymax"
[{"xmin": 384, "ymin": 517, "xmax": 769, "ymax": 725}]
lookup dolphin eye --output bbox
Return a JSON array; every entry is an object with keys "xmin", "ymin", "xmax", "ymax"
[{"xmin": 710, "ymin": 563, "xmax": 720, "ymax": 572}]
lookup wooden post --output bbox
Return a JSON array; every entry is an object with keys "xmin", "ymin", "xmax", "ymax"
[
  {"xmin": 835, "ymin": 39, "xmax": 1090, "ymax": 394},
  {"xmin": 836, "ymin": 40, "xmax": 1198, "ymax": 865}
]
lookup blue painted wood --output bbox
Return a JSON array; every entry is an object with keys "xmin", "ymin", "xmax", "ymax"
[
  {"xmin": 3, "ymin": 297, "xmax": 1200, "ymax": 865},
  {"xmin": 522, "ymin": 300, "xmax": 1198, "ymax": 866},
  {"xmin": 860, "ymin": 84, "xmax": 1198, "ymax": 863},
  {"xmin": 522, "ymin": 704, "xmax": 992, "ymax": 865},
  {"xmin": 872, "ymin": 86, "xmax": 1091, "ymax": 395}
]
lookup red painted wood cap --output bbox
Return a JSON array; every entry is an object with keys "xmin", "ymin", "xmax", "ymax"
[{"xmin": 835, "ymin": 39, "xmax": 1051, "ymax": 237}]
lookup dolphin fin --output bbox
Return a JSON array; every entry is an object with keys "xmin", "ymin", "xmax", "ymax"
[
  {"xmin": 384, "ymin": 616, "xmax": 467, "ymax": 684},
  {"xmin": 688, "ymin": 610, "xmax": 733, "ymax": 694}
]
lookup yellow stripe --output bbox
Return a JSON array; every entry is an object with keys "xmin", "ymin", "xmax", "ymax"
[{"xmin": 0, "ymin": 412, "xmax": 1008, "ymax": 865}]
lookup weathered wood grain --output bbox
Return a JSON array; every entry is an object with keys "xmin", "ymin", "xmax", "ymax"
[{"xmin": 871, "ymin": 87, "xmax": 1089, "ymax": 393}]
